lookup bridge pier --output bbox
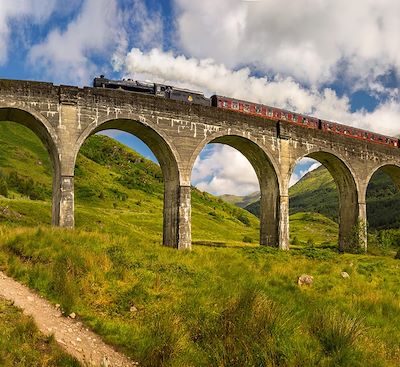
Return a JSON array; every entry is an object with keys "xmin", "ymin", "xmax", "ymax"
[
  {"xmin": 357, "ymin": 201, "xmax": 368, "ymax": 251},
  {"xmin": 278, "ymin": 194, "xmax": 290, "ymax": 250},
  {"xmin": 52, "ymin": 175, "xmax": 74, "ymax": 228},
  {"xmin": 163, "ymin": 181, "xmax": 191, "ymax": 250}
]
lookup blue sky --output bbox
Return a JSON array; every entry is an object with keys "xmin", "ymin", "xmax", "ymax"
[{"xmin": 0, "ymin": 0, "xmax": 399, "ymax": 195}]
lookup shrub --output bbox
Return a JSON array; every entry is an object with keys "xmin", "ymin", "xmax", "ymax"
[
  {"xmin": 192, "ymin": 288, "xmax": 293, "ymax": 366},
  {"xmin": 310, "ymin": 309, "xmax": 365, "ymax": 363},
  {"xmin": 291, "ymin": 236, "xmax": 300, "ymax": 246},
  {"xmin": 0, "ymin": 176, "xmax": 8, "ymax": 197},
  {"xmin": 237, "ymin": 213, "xmax": 250, "ymax": 226},
  {"xmin": 243, "ymin": 235, "xmax": 253, "ymax": 243}
]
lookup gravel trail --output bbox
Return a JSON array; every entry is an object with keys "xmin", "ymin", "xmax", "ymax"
[{"xmin": 0, "ymin": 271, "xmax": 137, "ymax": 367}]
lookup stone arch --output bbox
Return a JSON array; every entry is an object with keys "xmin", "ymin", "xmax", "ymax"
[
  {"xmin": 289, "ymin": 149, "xmax": 363, "ymax": 252},
  {"xmin": 189, "ymin": 133, "xmax": 284, "ymax": 248},
  {"xmin": 0, "ymin": 105, "xmax": 62, "ymax": 225},
  {"xmin": 365, "ymin": 163, "xmax": 400, "ymax": 230},
  {"xmin": 366, "ymin": 163, "xmax": 400, "ymax": 192},
  {"xmin": 75, "ymin": 117, "xmax": 188, "ymax": 248}
]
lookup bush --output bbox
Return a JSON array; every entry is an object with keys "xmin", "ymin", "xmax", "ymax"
[
  {"xmin": 310, "ymin": 309, "xmax": 365, "ymax": 363},
  {"xmin": 0, "ymin": 176, "xmax": 8, "ymax": 197},
  {"xmin": 243, "ymin": 236, "xmax": 253, "ymax": 243},
  {"xmin": 306, "ymin": 238, "xmax": 315, "ymax": 248},
  {"xmin": 395, "ymin": 250, "xmax": 400, "ymax": 260},
  {"xmin": 237, "ymin": 213, "xmax": 250, "ymax": 226},
  {"xmin": 291, "ymin": 236, "xmax": 300, "ymax": 246}
]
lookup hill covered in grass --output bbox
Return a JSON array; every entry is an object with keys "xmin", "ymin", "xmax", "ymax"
[
  {"xmin": 245, "ymin": 165, "xmax": 400, "ymax": 230},
  {"xmin": 0, "ymin": 121, "xmax": 399, "ymax": 366}
]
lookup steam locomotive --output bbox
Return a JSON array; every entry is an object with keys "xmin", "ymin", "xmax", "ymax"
[{"xmin": 93, "ymin": 76, "xmax": 398, "ymax": 148}]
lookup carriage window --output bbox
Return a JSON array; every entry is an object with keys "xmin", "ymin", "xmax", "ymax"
[
  {"xmin": 302, "ymin": 117, "xmax": 308, "ymax": 124},
  {"xmin": 232, "ymin": 101, "xmax": 239, "ymax": 109},
  {"xmin": 223, "ymin": 101, "xmax": 229, "ymax": 107},
  {"xmin": 292, "ymin": 115, "xmax": 297, "ymax": 121},
  {"xmin": 255, "ymin": 105, "xmax": 262, "ymax": 113},
  {"xmin": 268, "ymin": 109, "xmax": 273, "ymax": 117},
  {"xmin": 244, "ymin": 104, "xmax": 250, "ymax": 112}
]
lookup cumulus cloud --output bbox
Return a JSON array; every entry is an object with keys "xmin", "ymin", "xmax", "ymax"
[
  {"xmin": 113, "ymin": 0, "xmax": 164, "ymax": 72},
  {"xmin": 174, "ymin": 0, "xmax": 400, "ymax": 88},
  {"xmin": 0, "ymin": 0, "xmax": 56, "ymax": 64},
  {"xmin": 29, "ymin": 0, "xmax": 125, "ymax": 85},
  {"xmin": 113, "ymin": 1, "xmax": 399, "ymax": 196},
  {"xmin": 192, "ymin": 145, "xmax": 259, "ymax": 196},
  {"xmin": 117, "ymin": 47, "xmax": 399, "ymax": 195},
  {"xmin": 120, "ymin": 48, "xmax": 400, "ymax": 136}
]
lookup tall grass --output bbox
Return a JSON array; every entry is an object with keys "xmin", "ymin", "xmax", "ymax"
[
  {"xmin": 0, "ymin": 227, "xmax": 398, "ymax": 366},
  {"xmin": 0, "ymin": 298, "xmax": 80, "ymax": 366}
]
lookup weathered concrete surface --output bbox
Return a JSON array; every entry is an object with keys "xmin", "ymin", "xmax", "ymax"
[{"xmin": 1, "ymin": 78, "xmax": 400, "ymax": 252}]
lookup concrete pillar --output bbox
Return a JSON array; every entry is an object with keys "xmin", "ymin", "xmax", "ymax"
[
  {"xmin": 278, "ymin": 194, "xmax": 290, "ymax": 250},
  {"xmin": 52, "ymin": 175, "xmax": 74, "ymax": 228},
  {"xmin": 357, "ymin": 201, "xmax": 368, "ymax": 252},
  {"xmin": 163, "ymin": 181, "xmax": 191, "ymax": 250},
  {"xmin": 337, "ymin": 183, "xmax": 367, "ymax": 253},
  {"xmin": 259, "ymin": 182, "xmax": 279, "ymax": 247},
  {"xmin": 177, "ymin": 185, "xmax": 191, "ymax": 250}
]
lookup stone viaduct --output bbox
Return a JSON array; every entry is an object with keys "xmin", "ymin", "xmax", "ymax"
[{"xmin": 1, "ymin": 79, "xmax": 399, "ymax": 252}]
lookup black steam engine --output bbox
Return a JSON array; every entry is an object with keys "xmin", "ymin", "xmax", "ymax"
[{"xmin": 93, "ymin": 75, "xmax": 210, "ymax": 106}]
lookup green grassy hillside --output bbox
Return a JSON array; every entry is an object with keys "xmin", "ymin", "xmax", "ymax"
[
  {"xmin": 0, "ymin": 298, "xmax": 80, "ymax": 366},
  {"xmin": 245, "ymin": 165, "xmax": 400, "ymax": 230},
  {"xmin": 0, "ymin": 121, "xmax": 399, "ymax": 366},
  {"xmin": 219, "ymin": 191, "xmax": 260, "ymax": 208}
]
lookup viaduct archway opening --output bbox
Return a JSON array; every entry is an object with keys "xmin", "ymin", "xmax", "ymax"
[
  {"xmin": 74, "ymin": 118, "xmax": 184, "ymax": 248},
  {"xmin": 0, "ymin": 107, "xmax": 59, "ymax": 226},
  {"xmin": 289, "ymin": 151, "xmax": 359, "ymax": 252},
  {"xmin": 190, "ymin": 135, "xmax": 280, "ymax": 247},
  {"xmin": 366, "ymin": 165, "xmax": 400, "ymax": 233}
]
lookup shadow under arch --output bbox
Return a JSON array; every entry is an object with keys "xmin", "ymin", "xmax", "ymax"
[
  {"xmin": 0, "ymin": 106, "xmax": 61, "ymax": 224},
  {"xmin": 289, "ymin": 149, "xmax": 360, "ymax": 252},
  {"xmin": 190, "ymin": 134, "xmax": 282, "ymax": 247},
  {"xmin": 366, "ymin": 163, "xmax": 400, "ymax": 189},
  {"xmin": 74, "ymin": 118, "xmax": 185, "ymax": 248}
]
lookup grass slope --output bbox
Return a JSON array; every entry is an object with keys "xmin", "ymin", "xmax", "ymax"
[
  {"xmin": 246, "ymin": 165, "xmax": 400, "ymax": 230},
  {"xmin": 0, "ymin": 121, "xmax": 399, "ymax": 366},
  {"xmin": 0, "ymin": 227, "xmax": 399, "ymax": 366},
  {"xmin": 0, "ymin": 297, "xmax": 80, "ymax": 366}
]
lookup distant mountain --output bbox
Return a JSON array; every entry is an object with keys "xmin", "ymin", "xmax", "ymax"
[{"xmin": 219, "ymin": 191, "xmax": 260, "ymax": 208}]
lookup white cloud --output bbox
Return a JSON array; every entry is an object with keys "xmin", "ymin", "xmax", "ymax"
[
  {"xmin": 0, "ymin": 0, "xmax": 56, "ymax": 64},
  {"xmin": 113, "ymin": 0, "xmax": 164, "ymax": 72},
  {"xmin": 119, "ymin": 48, "xmax": 400, "ymax": 136},
  {"xmin": 174, "ymin": 0, "xmax": 400, "ymax": 88},
  {"xmin": 29, "ymin": 0, "xmax": 125, "ymax": 85},
  {"xmin": 192, "ymin": 145, "xmax": 259, "ymax": 196},
  {"xmin": 117, "ymin": 47, "xmax": 399, "ymax": 196}
]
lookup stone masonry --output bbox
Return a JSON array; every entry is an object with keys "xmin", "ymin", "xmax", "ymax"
[{"xmin": 1, "ymin": 79, "xmax": 400, "ymax": 252}]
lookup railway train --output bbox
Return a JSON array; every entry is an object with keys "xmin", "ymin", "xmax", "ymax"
[{"xmin": 93, "ymin": 75, "xmax": 398, "ymax": 148}]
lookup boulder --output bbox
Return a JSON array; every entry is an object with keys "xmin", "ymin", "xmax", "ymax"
[
  {"xmin": 341, "ymin": 271, "xmax": 350, "ymax": 279},
  {"xmin": 298, "ymin": 274, "xmax": 313, "ymax": 286}
]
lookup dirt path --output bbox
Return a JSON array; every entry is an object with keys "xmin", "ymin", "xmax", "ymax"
[{"xmin": 0, "ymin": 271, "xmax": 137, "ymax": 367}]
